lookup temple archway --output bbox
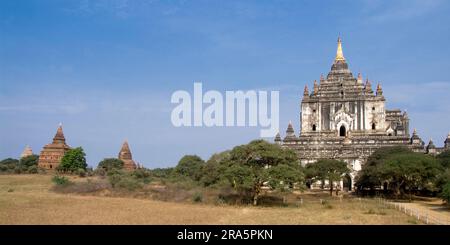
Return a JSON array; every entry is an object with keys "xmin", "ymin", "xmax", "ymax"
[
  {"xmin": 339, "ymin": 125, "xmax": 346, "ymax": 137},
  {"xmin": 343, "ymin": 174, "xmax": 352, "ymax": 191}
]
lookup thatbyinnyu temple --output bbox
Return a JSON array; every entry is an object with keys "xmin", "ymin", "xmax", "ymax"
[{"xmin": 275, "ymin": 37, "xmax": 450, "ymax": 190}]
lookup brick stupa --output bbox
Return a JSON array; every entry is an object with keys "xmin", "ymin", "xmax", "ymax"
[{"xmin": 118, "ymin": 140, "xmax": 137, "ymax": 170}]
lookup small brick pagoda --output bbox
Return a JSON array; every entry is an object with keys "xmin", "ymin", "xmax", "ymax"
[{"xmin": 38, "ymin": 124, "xmax": 71, "ymax": 170}]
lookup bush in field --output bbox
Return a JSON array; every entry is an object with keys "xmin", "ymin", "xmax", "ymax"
[
  {"xmin": 97, "ymin": 158, "xmax": 124, "ymax": 172},
  {"xmin": 59, "ymin": 147, "xmax": 87, "ymax": 172},
  {"xmin": 107, "ymin": 169, "xmax": 126, "ymax": 188},
  {"xmin": 27, "ymin": 165, "xmax": 38, "ymax": 174},
  {"xmin": 52, "ymin": 175, "xmax": 71, "ymax": 186},
  {"xmin": 116, "ymin": 177, "xmax": 143, "ymax": 191},
  {"xmin": 94, "ymin": 168, "xmax": 107, "ymax": 177},
  {"xmin": 132, "ymin": 168, "xmax": 152, "ymax": 184},
  {"xmin": 76, "ymin": 168, "xmax": 86, "ymax": 177},
  {"xmin": 192, "ymin": 192, "xmax": 203, "ymax": 203}
]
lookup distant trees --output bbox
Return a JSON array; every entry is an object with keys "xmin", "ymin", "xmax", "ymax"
[
  {"xmin": 59, "ymin": 147, "xmax": 87, "ymax": 172},
  {"xmin": 19, "ymin": 154, "xmax": 39, "ymax": 168},
  {"xmin": 306, "ymin": 159, "xmax": 350, "ymax": 196},
  {"xmin": 0, "ymin": 156, "xmax": 40, "ymax": 174},
  {"xmin": 97, "ymin": 158, "xmax": 124, "ymax": 172},
  {"xmin": 0, "ymin": 158, "xmax": 19, "ymax": 173}
]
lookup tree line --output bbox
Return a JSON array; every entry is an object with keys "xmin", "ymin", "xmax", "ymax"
[{"xmin": 2, "ymin": 141, "xmax": 450, "ymax": 205}]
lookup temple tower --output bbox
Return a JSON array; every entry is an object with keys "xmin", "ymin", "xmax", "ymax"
[
  {"xmin": 20, "ymin": 145, "xmax": 33, "ymax": 159},
  {"xmin": 118, "ymin": 140, "xmax": 137, "ymax": 170}
]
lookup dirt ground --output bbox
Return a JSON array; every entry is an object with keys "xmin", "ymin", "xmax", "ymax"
[{"xmin": 0, "ymin": 174, "xmax": 423, "ymax": 224}]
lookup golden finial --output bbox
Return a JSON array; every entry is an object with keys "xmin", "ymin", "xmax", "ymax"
[{"xmin": 335, "ymin": 36, "xmax": 345, "ymax": 61}]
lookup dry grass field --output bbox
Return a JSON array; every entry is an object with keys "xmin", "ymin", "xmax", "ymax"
[{"xmin": 0, "ymin": 174, "xmax": 421, "ymax": 224}]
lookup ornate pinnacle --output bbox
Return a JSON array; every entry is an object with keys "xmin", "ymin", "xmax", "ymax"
[
  {"xmin": 365, "ymin": 79, "xmax": 372, "ymax": 93},
  {"xmin": 357, "ymin": 73, "xmax": 363, "ymax": 84},
  {"xmin": 313, "ymin": 80, "xmax": 319, "ymax": 95},
  {"xmin": 376, "ymin": 83, "xmax": 383, "ymax": 96},
  {"xmin": 303, "ymin": 85, "xmax": 309, "ymax": 96},
  {"xmin": 335, "ymin": 36, "xmax": 345, "ymax": 61}
]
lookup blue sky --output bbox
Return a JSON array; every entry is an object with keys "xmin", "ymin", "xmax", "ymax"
[{"xmin": 1, "ymin": 0, "xmax": 450, "ymax": 168}]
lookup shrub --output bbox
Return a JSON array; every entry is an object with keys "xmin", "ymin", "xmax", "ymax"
[
  {"xmin": 94, "ymin": 168, "xmax": 106, "ymax": 177},
  {"xmin": 76, "ymin": 168, "xmax": 86, "ymax": 177},
  {"xmin": 86, "ymin": 167, "xmax": 94, "ymax": 177},
  {"xmin": 192, "ymin": 192, "xmax": 203, "ymax": 203},
  {"xmin": 52, "ymin": 175, "xmax": 71, "ymax": 186},
  {"xmin": 132, "ymin": 168, "xmax": 152, "ymax": 184},
  {"xmin": 14, "ymin": 165, "xmax": 25, "ymax": 174},
  {"xmin": 53, "ymin": 179, "xmax": 110, "ymax": 194},
  {"xmin": 27, "ymin": 165, "xmax": 38, "ymax": 174},
  {"xmin": 116, "ymin": 177, "xmax": 143, "ymax": 191},
  {"xmin": 108, "ymin": 171, "xmax": 124, "ymax": 188}
]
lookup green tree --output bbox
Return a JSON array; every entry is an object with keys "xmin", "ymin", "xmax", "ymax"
[
  {"xmin": 59, "ymin": 147, "xmax": 87, "ymax": 172},
  {"xmin": 175, "ymin": 155, "xmax": 205, "ymax": 181},
  {"xmin": 437, "ymin": 150, "xmax": 450, "ymax": 169},
  {"xmin": 221, "ymin": 140, "xmax": 302, "ymax": 205},
  {"xmin": 0, "ymin": 158, "xmax": 19, "ymax": 172},
  {"xmin": 440, "ymin": 182, "xmax": 450, "ymax": 204},
  {"xmin": 356, "ymin": 147, "xmax": 442, "ymax": 199},
  {"xmin": 97, "ymin": 158, "xmax": 124, "ymax": 172},
  {"xmin": 19, "ymin": 154, "xmax": 39, "ymax": 168},
  {"xmin": 355, "ymin": 146, "xmax": 417, "ymax": 191},
  {"xmin": 306, "ymin": 159, "xmax": 350, "ymax": 196},
  {"xmin": 200, "ymin": 151, "xmax": 231, "ymax": 187},
  {"xmin": 380, "ymin": 153, "xmax": 441, "ymax": 199}
]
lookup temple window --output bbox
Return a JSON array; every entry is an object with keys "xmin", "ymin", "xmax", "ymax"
[
  {"xmin": 372, "ymin": 123, "xmax": 376, "ymax": 130},
  {"xmin": 372, "ymin": 107, "xmax": 375, "ymax": 111},
  {"xmin": 312, "ymin": 124, "xmax": 317, "ymax": 131},
  {"xmin": 339, "ymin": 126, "xmax": 346, "ymax": 137}
]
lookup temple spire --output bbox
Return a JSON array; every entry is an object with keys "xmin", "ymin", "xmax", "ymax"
[
  {"xmin": 52, "ymin": 124, "xmax": 66, "ymax": 144},
  {"xmin": 335, "ymin": 36, "xmax": 345, "ymax": 61},
  {"xmin": 303, "ymin": 85, "xmax": 309, "ymax": 96},
  {"xmin": 313, "ymin": 80, "xmax": 319, "ymax": 95}
]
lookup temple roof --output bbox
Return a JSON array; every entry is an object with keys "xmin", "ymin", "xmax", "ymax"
[
  {"xmin": 303, "ymin": 37, "xmax": 381, "ymax": 101},
  {"xmin": 119, "ymin": 140, "xmax": 133, "ymax": 161},
  {"xmin": 52, "ymin": 124, "xmax": 66, "ymax": 145}
]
